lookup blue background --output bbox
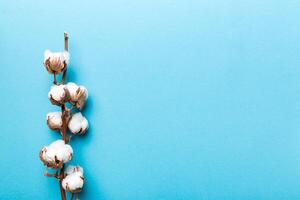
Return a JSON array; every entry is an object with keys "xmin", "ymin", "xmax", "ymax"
[{"xmin": 1, "ymin": 0, "xmax": 300, "ymax": 199}]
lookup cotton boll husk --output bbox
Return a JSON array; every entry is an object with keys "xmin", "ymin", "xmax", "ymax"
[
  {"xmin": 76, "ymin": 86, "xmax": 88, "ymax": 110},
  {"xmin": 62, "ymin": 165, "xmax": 84, "ymax": 193},
  {"xmin": 44, "ymin": 50, "xmax": 69, "ymax": 74},
  {"xmin": 48, "ymin": 84, "xmax": 69, "ymax": 106},
  {"xmin": 47, "ymin": 112, "xmax": 62, "ymax": 130},
  {"xmin": 66, "ymin": 82, "xmax": 88, "ymax": 110},
  {"xmin": 40, "ymin": 140, "xmax": 73, "ymax": 169},
  {"xmin": 68, "ymin": 112, "xmax": 88, "ymax": 135}
]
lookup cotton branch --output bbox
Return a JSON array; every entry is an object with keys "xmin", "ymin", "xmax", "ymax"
[
  {"xmin": 62, "ymin": 32, "xmax": 68, "ymax": 84},
  {"xmin": 58, "ymin": 32, "xmax": 69, "ymax": 200},
  {"xmin": 41, "ymin": 32, "xmax": 88, "ymax": 200}
]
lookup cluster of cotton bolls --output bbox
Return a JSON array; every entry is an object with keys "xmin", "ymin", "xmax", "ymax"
[
  {"xmin": 47, "ymin": 82, "xmax": 89, "ymax": 135},
  {"xmin": 48, "ymin": 82, "xmax": 88, "ymax": 110},
  {"xmin": 40, "ymin": 47, "xmax": 88, "ymax": 197}
]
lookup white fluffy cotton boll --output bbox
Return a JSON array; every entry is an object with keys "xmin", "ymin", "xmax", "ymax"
[
  {"xmin": 46, "ymin": 111, "xmax": 70, "ymax": 132},
  {"xmin": 68, "ymin": 112, "xmax": 88, "ymax": 135},
  {"xmin": 65, "ymin": 165, "xmax": 84, "ymax": 176},
  {"xmin": 47, "ymin": 112, "xmax": 62, "ymax": 130},
  {"xmin": 44, "ymin": 50, "xmax": 70, "ymax": 74},
  {"xmin": 62, "ymin": 165, "xmax": 84, "ymax": 193},
  {"xmin": 48, "ymin": 84, "xmax": 69, "ymax": 106},
  {"xmin": 39, "ymin": 140, "xmax": 73, "ymax": 169},
  {"xmin": 66, "ymin": 82, "xmax": 88, "ymax": 110}
]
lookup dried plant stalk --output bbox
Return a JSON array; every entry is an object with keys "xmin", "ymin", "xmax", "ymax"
[
  {"xmin": 58, "ymin": 33, "xmax": 69, "ymax": 200},
  {"xmin": 40, "ymin": 33, "xmax": 88, "ymax": 200}
]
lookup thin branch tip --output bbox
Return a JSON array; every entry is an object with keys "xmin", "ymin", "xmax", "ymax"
[{"xmin": 64, "ymin": 32, "xmax": 69, "ymax": 52}]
